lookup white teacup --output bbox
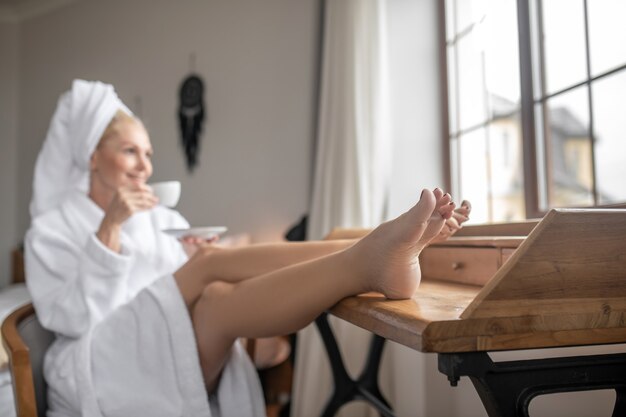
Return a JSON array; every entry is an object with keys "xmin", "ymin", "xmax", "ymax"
[{"xmin": 150, "ymin": 181, "xmax": 181, "ymax": 208}]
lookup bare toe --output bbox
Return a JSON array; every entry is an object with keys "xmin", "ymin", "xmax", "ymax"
[
  {"xmin": 396, "ymin": 189, "xmax": 437, "ymax": 243},
  {"xmin": 433, "ymin": 187, "xmax": 444, "ymax": 201},
  {"xmin": 439, "ymin": 202, "xmax": 456, "ymax": 219},
  {"xmin": 420, "ymin": 195, "xmax": 455, "ymax": 243}
]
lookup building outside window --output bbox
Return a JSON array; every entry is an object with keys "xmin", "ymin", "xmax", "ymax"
[{"xmin": 443, "ymin": 0, "xmax": 626, "ymax": 223}]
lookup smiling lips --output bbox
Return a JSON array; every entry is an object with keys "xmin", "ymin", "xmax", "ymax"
[{"xmin": 127, "ymin": 174, "xmax": 147, "ymax": 184}]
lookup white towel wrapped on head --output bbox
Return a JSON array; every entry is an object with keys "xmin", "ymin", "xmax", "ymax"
[{"xmin": 29, "ymin": 79, "xmax": 130, "ymax": 219}]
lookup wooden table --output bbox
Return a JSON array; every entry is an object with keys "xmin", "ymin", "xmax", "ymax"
[{"xmin": 323, "ymin": 209, "xmax": 626, "ymax": 417}]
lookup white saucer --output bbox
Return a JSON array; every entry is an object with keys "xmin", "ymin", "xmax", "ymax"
[{"xmin": 162, "ymin": 226, "xmax": 228, "ymax": 240}]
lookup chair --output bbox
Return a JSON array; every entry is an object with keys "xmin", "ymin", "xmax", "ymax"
[
  {"xmin": 2, "ymin": 303, "xmax": 54, "ymax": 417},
  {"xmin": 2, "ymin": 303, "xmax": 293, "ymax": 417}
]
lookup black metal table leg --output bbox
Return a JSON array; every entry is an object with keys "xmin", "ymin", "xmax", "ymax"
[
  {"xmin": 613, "ymin": 388, "xmax": 626, "ymax": 417},
  {"xmin": 315, "ymin": 313, "xmax": 395, "ymax": 417},
  {"xmin": 438, "ymin": 351, "xmax": 626, "ymax": 417}
]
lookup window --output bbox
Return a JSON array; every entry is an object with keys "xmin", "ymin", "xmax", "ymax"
[
  {"xmin": 444, "ymin": 0, "xmax": 524, "ymax": 223},
  {"xmin": 443, "ymin": 0, "xmax": 626, "ymax": 222}
]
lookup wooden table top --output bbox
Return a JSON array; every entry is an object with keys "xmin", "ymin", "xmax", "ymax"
[
  {"xmin": 330, "ymin": 280, "xmax": 480, "ymax": 352},
  {"xmin": 329, "ymin": 209, "xmax": 626, "ymax": 353}
]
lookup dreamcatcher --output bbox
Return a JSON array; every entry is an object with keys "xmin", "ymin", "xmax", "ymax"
[{"xmin": 178, "ymin": 74, "xmax": 205, "ymax": 172}]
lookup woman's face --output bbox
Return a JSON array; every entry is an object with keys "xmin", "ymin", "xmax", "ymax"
[{"xmin": 90, "ymin": 121, "xmax": 154, "ymax": 191}]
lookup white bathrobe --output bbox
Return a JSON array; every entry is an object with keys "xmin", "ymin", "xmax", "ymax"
[{"xmin": 25, "ymin": 190, "xmax": 264, "ymax": 417}]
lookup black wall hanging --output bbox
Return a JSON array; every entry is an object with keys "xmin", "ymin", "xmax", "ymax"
[{"xmin": 178, "ymin": 74, "xmax": 205, "ymax": 172}]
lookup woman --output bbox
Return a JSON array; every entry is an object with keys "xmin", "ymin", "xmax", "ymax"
[{"xmin": 26, "ymin": 80, "xmax": 460, "ymax": 417}]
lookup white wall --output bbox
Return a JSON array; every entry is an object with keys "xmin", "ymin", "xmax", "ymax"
[
  {"xmin": 387, "ymin": 0, "xmax": 444, "ymax": 218},
  {"xmin": 0, "ymin": 21, "xmax": 19, "ymax": 287},
  {"xmin": 16, "ymin": 0, "xmax": 321, "ymax": 244}
]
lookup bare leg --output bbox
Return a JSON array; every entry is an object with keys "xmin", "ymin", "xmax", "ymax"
[
  {"xmin": 176, "ymin": 240, "xmax": 354, "ymax": 372},
  {"xmin": 183, "ymin": 189, "xmax": 454, "ymax": 390},
  {"xmin": 175, "ymin": 239, "xmax": 356, "ymax": 307}
]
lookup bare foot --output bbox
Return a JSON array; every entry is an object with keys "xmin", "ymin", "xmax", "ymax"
[
  {"xmin": 352, "ymin": 189, "xmax": 455, "ymax": 299},
  {"xmin": 432, "ymin": 198, "xmax": 472, "ymax": 243}
]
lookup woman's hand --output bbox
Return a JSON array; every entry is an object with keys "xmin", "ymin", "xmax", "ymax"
[
  {"xmin": 105, "ymin": 184, "xmax": 158, "ymax": 225},
  {"xmin": 96, "ymin": 185, "xmax": 158, "ymax": 252},
  {"xmin": 432, "ymin": 200, "xmax": 472, "ymax": 243},
  {"xmin": 179, "ymin": 235, "xmax": 219, "ymax": 258}
]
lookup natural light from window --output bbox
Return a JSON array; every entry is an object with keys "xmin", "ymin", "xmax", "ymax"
[
  {"xmin": 446, "ymin": 0, "xmax": 626, "ymax": 223},
  {"xmin": 446, "ymin": 0, "xmax": 523, "ymax": 223}
]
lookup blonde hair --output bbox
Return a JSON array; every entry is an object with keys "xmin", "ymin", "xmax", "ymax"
[{"xmin": 98, "ymin": 110, "xmax": 145, "ymax": 146}]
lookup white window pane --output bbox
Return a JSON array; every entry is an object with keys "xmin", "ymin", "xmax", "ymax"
[
  {"xmin": 455, "ymin": 1, "xmax": 519, "ymax": 131},
  {"xmin": 456, "ymin": 0, "xmax": 487, "ymax": 34},
  {"xmin": 545, "ymin": 87, "xmax": 593, "ymax": 207},
  {"xmin": 592, "ymin": 70, "xmax": 626, "ymax": 203},
  {"xmin": 459, "ymin": 129, "xmax": 490, "ymax": 223},
  {"xmin": 447, "ymin": 46, "xmax": 458, "ymax": 135},
  {"xmin": 483, "ymin": 0, "xmax": 520, "ymax": 105},
  {"xmin": 457, "ymin": 32, "xmax": 487, "ymax": 130},
  {"xmin": 487, "ymin": 119, "xmax": 525, "ymax": 222},
  {"xmin": 588, "ymin": 0, "xmax": 626, "ymax": 76},
  {"xmin": 542, "ymin": 0, "xmax": 588, "ymax": 94}
]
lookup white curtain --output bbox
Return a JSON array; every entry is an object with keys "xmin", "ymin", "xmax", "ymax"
[
  {"xmin": 307, "ymin": 0, "xmax": 391, "ymax": 241},
  {"xmin": 291, "ymin": 1, "xmax": 392, "ymax": 416}
]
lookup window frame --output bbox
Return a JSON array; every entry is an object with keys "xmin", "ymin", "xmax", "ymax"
[{"xmin": 439, "ymin": 0, "xmax": 626, "ymax": 221}]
